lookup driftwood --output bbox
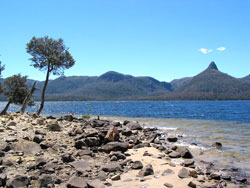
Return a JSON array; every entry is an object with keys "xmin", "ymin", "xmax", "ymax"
[{"xmin": 20, "ymin": 81, "xmax": 37, "ymax": 114}]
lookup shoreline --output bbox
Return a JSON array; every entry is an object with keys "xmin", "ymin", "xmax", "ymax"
[{"xmin": 0, "ymin": 113, "xmax": 249, "ymax": 187}]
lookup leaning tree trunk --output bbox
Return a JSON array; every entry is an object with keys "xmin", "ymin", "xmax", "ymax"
[
  {"xmin": 0, "ymin": 100, "xmax": 11, "ymax": 115},
  {"xmin": 36, "ymin": 63, "xmax": 50, "ymax": 115},
  {"xmin": 20, "ymin": 81, "xmax": 37, "ymax": 114}
]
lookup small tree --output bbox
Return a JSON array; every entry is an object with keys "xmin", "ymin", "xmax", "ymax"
[
  {"xmin": 0, "ymin": 74, "xmax": 31, "ymax": 115},
  {"xmin": 0, "ymin": 60, "xmax": 5, "ymax": 92},
  {"xmin": 26, "ymin": 36, "xmax": 75, "ymax": 115}
]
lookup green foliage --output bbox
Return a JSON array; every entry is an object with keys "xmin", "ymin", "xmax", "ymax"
[
  {"xmin": 26, "ymin": 36, "xmax": 75, "ymax": 75},
  {"xmin": 82, "ymin": 107, "xmax": 92, "ymax": 119},
  {"xmin": 2, "ymin": 74, "xmax": 30, "ymax": 104}
]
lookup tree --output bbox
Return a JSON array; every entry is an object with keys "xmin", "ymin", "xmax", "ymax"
[
  {"xmin": 26, "ymin": 36, "xmax": 75, "ymax": 115},
  {"xmin": 0, "ymin": 74, "xmax": 30, "ymax": 115},
  {"xmin": 0, "ymin": 60, "xmax": 5, "ymax": 92}
]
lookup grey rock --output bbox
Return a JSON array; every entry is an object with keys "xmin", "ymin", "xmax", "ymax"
[
  {"xmin": 97, "ymin": 171, "xmax": 107, "ymax": 181},
  {"xmin": 0, "ymin": 174, "xmax": 7, "ymax": 187},
  {"xmin": 61, "ymin": 154, "xmax": 75, "ymax": 163},
  {"xmin": 101, "ymin": 163, "xmax": 122, "ymax": 172},
  {"xmin": 168, "ymin": 151, "xmax": 181, "ymax": 158},
  {"xmin": 138, "ymin": 164, "xmax": 154, "ymax": 177},
  {"xmin": 131, "ymin": 160, "xmax": 143, "ymax": 169},
  {"xmin": 70, "ymin": 160, "xmax": 90, "ymax": 172},
  {"xmin": 48, "ymin": 121, "xmax": 61, "ymax": 131},
  {"xmin": 39, "ymin": 174, "xmax": 53, "ymax": 187},
  {"xmin": 178, "ymin": 168, "xmax": 190, "ymax": 178},
  {"xmin": 84, "ymin": 137, "xmax": 100, "ymax": 147},
  {"xmin": 100, "ymin": 142, "xmax": 129, "ymax": 153},
  {"xmin": 162, "ymin": 169, "xmax": 174, "ymax": 176},
  {"xmin": 33, "ymin": 135, "xmax": 44, "ymax": 144},
  {"xmin": 75, "ymin": 140, "xmax": 87, "ymax": 149},
  {"xmin": 6, "ymin": 175, "xmax": 30, "ymax": 188},
  {"xmin": 14, "ymin": 141, "xmax": 41, "ymax": 156},
  {"xmin": 188, "ymin": 181, "xmax": 196, "ymax": 188},
  {"xmin": 184, "ymin": 159, "xmax": 195, "ymax": 167},
  {"xmin": 67, "ymin": 176, "xmax": 88, "ymax": 188},
  {"xmin": 209, "ymin": 173, "xmax": 221, "ymax": 180},
  {"xmin": 126, "ymin": 122, "xmax": 142, "ymax": 130},
  {"xmin": 109, "ymin": 151, "xmax": 126, "ymax": 160},
  {"xmin": 176, "ymin": 146, "xmax": 193, "ymax": 159}
]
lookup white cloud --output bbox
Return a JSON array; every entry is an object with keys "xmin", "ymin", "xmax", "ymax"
[
  {"xmin": 217, "ymin": 47, "xmax": 226, "ymax": 51},
  {"xmin": 199, "ymin": 48, "xmax": 212, "ymax": 54}
]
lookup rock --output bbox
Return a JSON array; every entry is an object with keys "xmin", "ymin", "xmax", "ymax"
[
  {"xmin": 209, "ymin": 173, "xmax": 221, "ymax": 180},
  {"xmin": 111, "ymin": 174, "xmax": 121, "ymax": 181},
  {"xmin": 176, "ymin": 146, "xmax": 193, "ymax": 159},
  {"xmin": 70, "ymin": 160, "xmax": 90, "ymax": 172},
  {"xmin": 75, "ymin": 140, "xmax": 87, "ymax": 149},
  {"xmin": 164, "ymin": 183, "xmax": 173, "ymax": 188},
  {"xmin": 105, "ymin": 126, "xmax": 119, "ymax": 142},
  {"xmin": 13, "ymin": 141, "xmax": 41, "ymax": 156},
  {"xmin": 84, "ymin": 137, "xmax": 100, "ymax": 147},
  {"xmin": 7, "ymin": 121, "xmax": 16, "ymax": 126},
  {"xmin": 36, "ymin": 118, "xmax": 45, "ymax": 125},
  {"xmin": 33, "ymin": 135, "xmax": 44, "ymax": 144},
  {"xmin": 6, "ymin": 175, "xmax": 30, "ymax": 188},
  {"xmin": 168, "ymin": 151, "xmax": 181, "ymax": 158},
  {"xmin": 64, "ymin": 115, "xmax": 74, "ymax": 121},
  {"xmin": 0, "ymin": 174, "xmax": 7, "ymax": 187},
  {"xmin": 110, "ymin": 156, "xmax": 118, "ymax": 161},
  {"xmin": 123, "ymin": 120, "xmax": 130, "ymax": 125},
  {"xmin": 109, "ymin": 152, "xmax": 126, "ymax": 160},
  {"xmin": 0, "ymin": 141, "xmax": 11, "ymax": 152},
  {"xmin": 38, "ymin": 174, "xmax": 53, "ymax": 187},
  {"xmin": 212, "ymin": 142, "xmax": 222, "ymax": 149},
  {"xmin": 188, "ymin": 181, "xmax": 196, "ymax": 188},
  {"xmin": 100, "ymin": 142, "xmax": 129, "ymax": 153},
  {"xmin": 48, "ymin": 120, "xmax": 61, "ymax": 131},
  {"xmin": 97, "ymin": 171, "xmax": 108, "ymax": 181},
  {"xmin": 126, "ymin": 122, "xmax": 142, "ymax": 130},
  {"xmin": 131, "ymin": 160, "xmax": 143, "ymax": 169},
  {"xmin": 189, "ymin": 170, "xmax": 198, "ymax": 178},
  {"xmin": 167, "ymin": 136, "xmax": 178, "ymax": 142},
  {"xmin": 84, "ymin": 128, "xmax": 99, "ymax": 137},
  {"xmin": 221, "ymin": 175, "xmax": 231, "ymax": 181},
  {"xmin": 121, "ymin": 128, "xmax": 132, "ymax": 136},
  {"xmin": 178, "ymin": 168, "xmax": 190, "ymax": 178},
  {"xmin": 5, "ymin": 137, "xmax": 18, "ymax": 143},
  {"xmin": 87, "ymin": 180, "xmax": 106, "ymax": 188},
  {"xmin": 184, "ymin": 159, "xmax": 195, "ymax": 167},
  {"xmin": 75, "ymin": 149, "xmax": 93, "ymax": 157},
  {"xmin": 101, "ymin": 163, "xmax": 122, "ymax": 172},
  {"xmin": 138, "ymin": 164, "xmax": 154, "ymax": 177},
  {"xmin": 61, "ymin": 153, "xmax": 75, "ymax": 163},
  {"xmin": 67, "ymin": 176, "xmax": 88, "ymax": 188},
  {"xmin": 235, "ymin": 176, "xmax": 247, "ymax": 183},
  {"xmin": 162, "ymin": 169, "xmax": 174, "ymax": 176}
]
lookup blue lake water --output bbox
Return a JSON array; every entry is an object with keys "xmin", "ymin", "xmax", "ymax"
[{"xmin": 1, "ymin": 101, "xmax": 250, "ymax": 173}]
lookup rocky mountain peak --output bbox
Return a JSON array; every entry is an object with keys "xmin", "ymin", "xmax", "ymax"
[{"xmin": 206, "ymin": 61, "xmax": 218, "ymax": 71}]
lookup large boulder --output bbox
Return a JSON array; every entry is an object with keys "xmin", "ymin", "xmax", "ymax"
[
  {"xmin": 126, "ymin": 122, "xmax": 142, "ymax": 130},
  {"xmin": 6, "ymin": 175, "xmax": 30, "ymax": 188},
  {"xmin": 176, "ymin": 146, "xmax": 193, "ymax": 159},
  {"xmin": 84, "ymin": 137, "xmax": 100, "ymax": 147},
  {"xmin": 100, "ymin": 142, "xmax": 129, "ymax": 153},
  {"xmin": 38, "ymin": 174, "xmax": 53, "ymax": 187},
  {"xmin": 70, "ymin": 160, "xmax": 90, "ymax": 172},
  {"xmin": 178, "ymin": 168, "xmax": 190, "ymax": 178},
  {"xmin": 105, "ymin": 126, "xmax": 119, "ymax": 142}
]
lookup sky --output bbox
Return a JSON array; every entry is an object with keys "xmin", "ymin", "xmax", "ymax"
[{"xmin": 0, "ymin": 0, "xmax": 249, "ymax": 82}]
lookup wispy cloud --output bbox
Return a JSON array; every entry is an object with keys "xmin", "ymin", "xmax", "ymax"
[
  {"xmin": 216, "ymin": 47, "xmax": 226, "ymax": 51},
  {"xmin": 199, "ymin": 48, "xmax": 212, "ymax": 54}
]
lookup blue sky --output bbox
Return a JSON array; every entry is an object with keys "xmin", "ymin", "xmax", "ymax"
[{"xmin": 0, "ymin": 0, "xmax": 249, "ymax": 82}]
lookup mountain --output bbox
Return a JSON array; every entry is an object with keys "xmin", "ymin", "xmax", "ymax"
[
  {"xmin": 158, "ymin": 62, "xmax": 250, "ymax": 100},
  {"xmin": 240, "ymin": 74, "xmax": 250, "ymax": 84},
  {"xmin": 30, "ymin": 71, "xmax": 172, "ymax": 100},
  {"xmin": 1, "ymin": 62, "xmax": 250, "ymax": 101},
  {"xmin": 170, "ymin": 77, "xmax": 193, "ymax": 90}
]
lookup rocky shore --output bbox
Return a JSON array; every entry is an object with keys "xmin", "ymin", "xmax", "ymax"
[{"xmin": 0, "ymin": 113, "xmax": 249, "ymax": 188}]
